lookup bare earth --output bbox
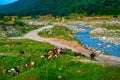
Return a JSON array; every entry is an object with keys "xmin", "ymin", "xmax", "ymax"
[{"xmin": 10, "ymin": 25, "xmax": 120, "ymax": 65}]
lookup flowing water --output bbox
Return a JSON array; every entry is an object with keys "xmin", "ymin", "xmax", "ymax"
[{"xmin": 74, "ymin": 25, "xmax": 120, "ymax": 57}]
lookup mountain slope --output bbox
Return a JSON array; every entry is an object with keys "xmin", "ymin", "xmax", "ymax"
[
  {"xmin": 0, "ymin": 0, "xmax": 120, "ymax": 16},
  {"xmin": 0, "ymin": 0, "xmax": 37, "ymax": 15}
]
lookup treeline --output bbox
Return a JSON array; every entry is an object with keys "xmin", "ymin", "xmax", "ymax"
[{"xmin": 0, "ymin": 0, "xmax": 120, "ymax": 16}]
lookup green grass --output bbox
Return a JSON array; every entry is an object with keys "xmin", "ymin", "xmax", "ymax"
[
  {"xmin": 100, "ymin": 24, "xmax": 120, "ymax": 30},
  {"xmin": 0, "ymin": 39, "xmax": 54, "ymax": 55},
  {"xmin": 39, "ymin": 25, "xmax": 75, "ymax": 41},
  {"xmin": 0, "ymin": 39, "xmax": 120, "ymax": 80}
]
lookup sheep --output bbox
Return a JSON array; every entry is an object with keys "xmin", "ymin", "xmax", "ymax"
[
  {"xmin": 11, "ymin": 67, "xmax": 20, "ymax": 76},
  {"xmin": 23, "ymin": 64, "xmax": 28, "ymax": 68},
  {"xmin": 29, "ymin": 61, "xmax": 35, "ymax": 67},
  {"xmin": 74, "ymin": 52, "xmax": 85, "ymax": 57},
  {"xmin": 90, "ymin": 52, "xmax": 96, "ymax": 61},
  {"xmin": 3, "ymin": 69, "xmax": 11, "ymax": 74}
]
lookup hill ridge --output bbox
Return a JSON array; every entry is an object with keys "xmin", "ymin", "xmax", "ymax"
[{"xmin": 0, "ymin": 0, "xmax": 120, "ymax": 16}]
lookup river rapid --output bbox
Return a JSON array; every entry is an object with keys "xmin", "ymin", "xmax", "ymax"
[{"xmin": 74, "ymin": 25, "xmax": 120, "ymax": 57}]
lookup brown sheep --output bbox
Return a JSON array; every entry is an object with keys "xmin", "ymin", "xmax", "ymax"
[{"xmin": 29, "ymin": 61, "xmax": 35, "ymax": 67}]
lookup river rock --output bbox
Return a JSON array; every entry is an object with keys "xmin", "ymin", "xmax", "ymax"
[
  {"xmin": 90, "ymin": 28, "xmax": 107, "ymax": 34},
  {"xmin": 98, "ymin": 43, "xmax": 102, "ymax": 46},
  {"xmin": 107, "ymin": 45, "xmax": 112, "ymax": 48}
]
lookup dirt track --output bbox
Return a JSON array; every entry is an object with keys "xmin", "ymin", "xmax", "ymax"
[{"xmin": 10, "ymin": 25, "xmax": 120, "ymax": 65}]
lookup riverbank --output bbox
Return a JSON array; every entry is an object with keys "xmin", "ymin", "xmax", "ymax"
[
  {"xmin": 67, "ymin": 20, "xmax": 120, "ymax": 44},
  {"xmin": 23, "ymin": 25, "xmax": 120, "ymax": 64}
]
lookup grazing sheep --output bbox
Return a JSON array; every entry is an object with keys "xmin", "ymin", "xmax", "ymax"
[
  {"xmin": 74, "ymin": 52, "xmax": 80, "ymax": 57},
  {"xmin": 3, "ymin": 69, "xmax": 11, "ymax": 74},
  {"xmin": 44, "ymin": 48, "xmax": 71, "ymax": 60},
  {"xmin": 3, "ymin": 69, "xmax": 7, "ymax": 74},
  {"xmin": 90, "ymin": 52, "xmax": 96, "ymax": 61},
  {"xmin": 59, "ymin": 48, "xmax": 71, "ymax": 54},
  {"xmin": 23, "ymin": 64, "xmax": 28, "ymax": 68},
  {"xmin": 45, "ymin": 48, "xmax": 53, "ymax": 53},
  {"xmin": 59, "ymin": 49, "xmax": 65, "ymax": 54},
  {"xmin": 45, "ymin": 48, "xmax": 58, "ymax": 59},
  {"xmin": 11, "ymin": 67, "xmax": 20, "ymax": 76},
  {"xmin": 41, "ymin": 54, "xmax": 50, "ymax": 59},
  {"xmin": 47, "ymin": 55, "xmax": 53, "ymax": 59},
  {"xmin": 45, "ymin": 48, "xmax": 54, "ymax": 59},
  {"xmin": 29, "ymin": 61, "xmax": 35, "ymax": 67},
  {"xmin": 74, "ymin": 52, "xmax": 85, "ymax": 57},
  {"xmin": 53, "ymin": 48, "xmax": 59, "ymax": 59},
  {"xmin": 16, "ymin": 66, "xmax": 23, "ymax": 69}
]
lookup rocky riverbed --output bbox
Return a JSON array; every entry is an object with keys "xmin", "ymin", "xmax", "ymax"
[
  {"xmin": 67, "ymin": 20, "xmax": 120, "ymax": 44},
  {"xmin": 90, "ymin": 28, "xmax": 120, "ymax": 44}
]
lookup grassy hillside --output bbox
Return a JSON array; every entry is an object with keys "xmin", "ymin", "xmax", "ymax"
[{"xmin": 0, "ymin": 39, "xmax": 120, "ymax": 80}]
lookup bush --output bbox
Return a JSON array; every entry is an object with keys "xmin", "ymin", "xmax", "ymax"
[
  {"xmin": 113, "ymin": 15, "xmax": 118, "ymax": 18},
  {"xmin": 3, "ymin": 17, "xmax": 11, "ymax": 22},
  {"xmin": 14, "ymin": 19, "xmax": 25, "ymax": 26}
]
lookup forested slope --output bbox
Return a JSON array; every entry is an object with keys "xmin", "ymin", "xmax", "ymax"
[{"xmin": 0, "ymin": 0, "xmax": 120, "ymax": 16}]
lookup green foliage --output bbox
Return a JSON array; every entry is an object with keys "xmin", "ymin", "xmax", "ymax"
[
  {"xmin": 14, "ymin": 19, "xmax": 24, "ymax": 26},
  {"xmin": 0, "ymin": 14, "xmax": 4, "ymax": 20},
  {"xmin": 3, "ymin": 17, "xmax": 11, "ymax": 22},
  {"xmin": 113, "ymin": 15, "xmax": 118, "ymax": 18},
  {"xmin": 0, "ymin": 0, "xmax": 120, "ymax": 16}
]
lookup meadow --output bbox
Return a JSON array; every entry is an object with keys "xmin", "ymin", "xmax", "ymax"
[
  {"xmin": 0, "ymin": 39, "xmax": 120, "ymax": 80},
  {"xmin": 39, "ymin": 25, "xmax": 75, "ymax": 41}
]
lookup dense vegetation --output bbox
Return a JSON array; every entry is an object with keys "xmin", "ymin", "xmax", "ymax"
[
  {"xmin": 0, "ymin": 0, "xmax": 120, "ymax": 16},
  {"xmin": 0, "ymin": 39, "xmax": 120, "ymax": 80}
]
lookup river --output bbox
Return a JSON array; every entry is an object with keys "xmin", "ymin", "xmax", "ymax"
[{"xmin": 74, "ymin": 25, "xmax": 120, "ymax": 57}]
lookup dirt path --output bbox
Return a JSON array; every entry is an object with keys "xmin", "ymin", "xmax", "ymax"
[{"xmin": 8, "ymin": 25, "xmax": 120, "ymax": 65}]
